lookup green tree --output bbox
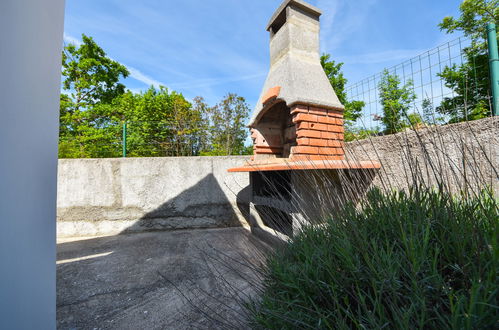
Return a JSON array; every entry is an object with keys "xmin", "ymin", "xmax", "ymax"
[
  {"xmin": 344, "ymin": 126, "xmax": 381, "ymax": 142},
  {"xmin": 201, "ymin": 93, "xmax": 250, "ymax": 156},
  {"xmin": 59, "ymin": 34, "xmax": 129, "ymax": 158},
  {"xmin": 422, "ymin": 98, "xmax": 445, "ymax": 125},
  {"xmin": 103, "ymin": 87, "xmax": 206, "ymax": 157},
  {"xmin": 61, "ymin": 34, "xmax": 129, "ymax": 110},
  {"xmin": 378, "ymin": 70, "xmax": 417, "ymax": 134},
  {"xmin": 320, "ymin": 54, "xmax": 365, "ymax": 122},
  {"xmin": 406, "ymin": 112, "xmax": 424, "ymax": 127},
  {"xmin": 437, "ymin": 0, "xmax": 498, "ymax": 122},
  {"xmin": 439, "ymin": 0, "xmax": 498, "ymax": 42}
]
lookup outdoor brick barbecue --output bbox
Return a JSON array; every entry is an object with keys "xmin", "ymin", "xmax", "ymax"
[
  {"xmin": 228, "ymin": 0, "xmax": 380, "ymax": 241},
  {"xmin": 229, "ymin": 0, "xmax": 379, "ymax": 172}
]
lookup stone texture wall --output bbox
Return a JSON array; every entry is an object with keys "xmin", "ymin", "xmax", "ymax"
[
  {"xmin": 345, "ymin": 117, "xmax": 499, "ymax": 196},
  {"xmin": 57, "ymin": 156, "xmax": 251, "ymax": 237}
]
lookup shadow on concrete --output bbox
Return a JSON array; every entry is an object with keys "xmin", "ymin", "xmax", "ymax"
[
  {"xmin": 118, "ymin": 173, "xmax": 250, "ymax": 234},
  {"xmin": 236, "ymin": 184, "xmax": 251, "ymax": 223},
  {"xmin": 57, "ymin": 227, "xmax": 270, "ymax": 329}
]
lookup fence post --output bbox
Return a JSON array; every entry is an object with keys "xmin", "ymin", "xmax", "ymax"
[
  {"xmin": 122, "ymin": 121, "xmax": 127, "ymax": 157},
  {"xmin": 487, "ymin": 23, "xmax": 499, "ymax": 116}
]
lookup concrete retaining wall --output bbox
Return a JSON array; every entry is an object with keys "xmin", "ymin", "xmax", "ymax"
[
  {"xmin": 57, "ymin": 156, "xmax": 251, "ymax": 237},
  {"xmin": 345, "ymin": 117, "xmax": 499, "ymax": 195},
  {"xmin": 57, "ymin": 117, "xmax": 498, "ymax": 237}
]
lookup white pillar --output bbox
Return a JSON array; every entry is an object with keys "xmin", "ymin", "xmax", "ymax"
[{"xmin": 0, "ymin": 1, "xmax": 65, "ymax": 328}]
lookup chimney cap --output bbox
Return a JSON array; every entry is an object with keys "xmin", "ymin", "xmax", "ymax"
[{"xmin": 266, "ymin": 0, "xmax": 322, "ymax": 32}]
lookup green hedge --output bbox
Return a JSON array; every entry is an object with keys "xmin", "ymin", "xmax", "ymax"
[{"xmin": 249, "ymin": 188, "xmax": 498, "ymax": 329}]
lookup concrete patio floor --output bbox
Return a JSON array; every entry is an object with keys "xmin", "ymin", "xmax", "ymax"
[{"xmin": 57, "ymin": 227, "xmax": 270, "ymax": 329}]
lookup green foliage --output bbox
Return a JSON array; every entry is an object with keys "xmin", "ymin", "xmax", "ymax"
[
  {"xmin": 60, "ymin": 87, "xmax": 251, "ymax": 158},
  {"xmin": 59, "ymin": 34, "xmax": 130, "ymax": 158},
  {"xmin": 109, "ymin": 88, "xmax": 205, "ymax": 157},
  {"xmin": 421, "ymin": 98, "xmax": 445, "ymax": 124},
  {"xmin": 200, "ymin": 93, "xmax": 250, "ymax": 156},
  {"xmin": 343, "ymin": 123, "xmax": 380, "ymax": 142},
  {"xmin": 436, "ymin": 0, "xmax": 497, "ymax": 123},
  {"xmin": 249, "ymin": 188, "xmax": 498, "ymax": 329},
  {"xmin": 320, "ymin": 54, "xmax": 365, "ymax": 122},
  {"xmin": 439, "ymin": 0, "xmax": 498, "ymax": 43},
  {"xmin": 61, "ymin": 34, "xmax": 129, "ymax": 110},
  {"xmin": 437, "ymin": 52, "xmax": 491, "ymax": 123},
  {"xmin": 406, "ymin": 112, "xmax": 424, "ymax": 127},
  {"xmin": 241, "ymin": 145, "xmax": 254, "ymax": 155},
  {"xmin": 378, "ymin": 70, "xmax": 417, "ymax": 134}
]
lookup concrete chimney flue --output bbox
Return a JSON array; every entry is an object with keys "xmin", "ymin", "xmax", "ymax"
[{"xmin": 250, "ymin": 0, "xmax": 344, "ymax": 125}]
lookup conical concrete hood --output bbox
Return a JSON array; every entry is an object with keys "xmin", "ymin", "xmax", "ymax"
[{"xmin": 249, "ymin": 0, "xmax": 344, "ymax": 127}]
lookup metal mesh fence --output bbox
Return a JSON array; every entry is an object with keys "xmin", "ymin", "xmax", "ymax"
[{"xmin": 345, "ymin": 36, "xmax": 492, "ymax": 131}]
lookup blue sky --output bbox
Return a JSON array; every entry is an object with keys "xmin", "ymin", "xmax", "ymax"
[{"xmin": 63, "ymin": 0, "xmax": 462, "ymax": 110}]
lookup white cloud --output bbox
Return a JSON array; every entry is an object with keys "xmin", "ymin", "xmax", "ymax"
[
  {"xmin": 317, "ymin": 0, "xmax": 378, "ymax": 52},
  {"xmin": 63, "ymin": 33, "xmax": 82, "ymax": 46},
  {"xmin": 316, "ymin": 0, "xmax": 339, "ymax": 51},
  {"xmin": 126, "ymin": 66, "xmax": 165, "ymax": 88},
  {"xmin": 167, "ymin": 72, "xmax": 266, "ymax": 90},
  {"xmin": 61, "ymin": 32, "xmax": 262, "ymax": 96},
  {"xmin": 61, "ymin": 32, "xmax": 262, "ymax": 92}
]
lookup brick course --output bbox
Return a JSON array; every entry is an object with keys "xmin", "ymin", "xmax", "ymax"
[{"xmin": 289, "ymin": 104, "xmax": 345, "ymax": 159}]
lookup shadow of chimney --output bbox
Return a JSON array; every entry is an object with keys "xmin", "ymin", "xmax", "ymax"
[{"xmin": 119, "ymin": 173, "xmax": 250, "ymax": 234}]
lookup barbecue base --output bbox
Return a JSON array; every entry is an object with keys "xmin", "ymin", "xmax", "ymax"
[{"xmin": 231, "ymin": 160, "xmax": 381, "ymax": 246}]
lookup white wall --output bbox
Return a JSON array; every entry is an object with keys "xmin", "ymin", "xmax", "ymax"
[{"xmin": 0, "ymin": 1, "xmax": 65, "ymax": 328}]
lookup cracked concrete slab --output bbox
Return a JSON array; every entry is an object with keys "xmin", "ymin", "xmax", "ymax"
[{"xmin": 57, "ymin": 227, "xmax": 270, "ymax": 329}]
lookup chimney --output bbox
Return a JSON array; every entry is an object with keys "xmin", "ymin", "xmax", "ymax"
[{"xmin": 248, "ymin": 0, "xmax": 345, "ymax": 163}]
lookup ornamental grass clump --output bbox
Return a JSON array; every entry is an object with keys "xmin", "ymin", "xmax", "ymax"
[{"xmin": 249, "ymin": 187, "xmax": 498, "ymax": 329}]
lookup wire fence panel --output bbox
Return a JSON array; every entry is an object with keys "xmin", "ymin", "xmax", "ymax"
[{"xmin": 345, "ymin": 36, "xmax": 493, "ymax": 131}]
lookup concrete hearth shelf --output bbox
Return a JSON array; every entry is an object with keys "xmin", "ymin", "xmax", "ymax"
[
  {"xmin": 228, "ymin": 159, "xmax": 381, "ymax": 172},
  {"xmin": 253, "ymin": 196, "xmax": 293, "ymax": 213}
]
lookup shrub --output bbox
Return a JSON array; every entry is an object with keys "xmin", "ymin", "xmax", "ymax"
[{"xmin": 249, "ymin": 188, "xmax": 498, "ymax": 329}]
